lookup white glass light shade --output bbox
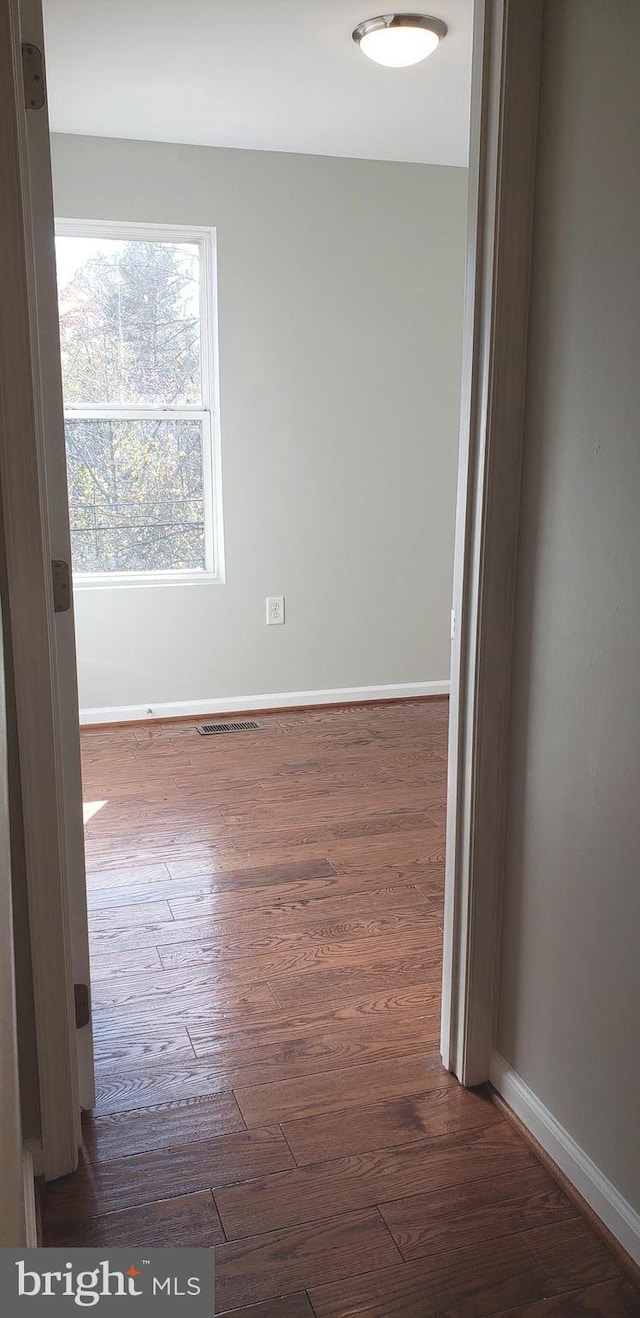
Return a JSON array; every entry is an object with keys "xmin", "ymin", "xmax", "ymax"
[{"xmin": 353, "ymin": 15, "xmax": 447, "ymax": 68}]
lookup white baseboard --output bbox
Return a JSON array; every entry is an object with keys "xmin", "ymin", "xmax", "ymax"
[
  {"xmin": 79, "ymin": 680, "xmax": 450, "ymax": 726},
  {"xmin": 490, "ymin": 1052, "xmax": 640, "ymax": 1266}
]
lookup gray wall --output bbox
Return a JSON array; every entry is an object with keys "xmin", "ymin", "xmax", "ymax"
[
  {"xmin": 51, "ymin": 134, "xmax": 467, "ymax": 714},
  {"xmin": 498, "ymin": 0, "xmax": 640, "ymax": 1212}
]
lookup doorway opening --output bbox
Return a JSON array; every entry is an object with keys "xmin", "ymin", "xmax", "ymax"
[{"xmin": 40, "ymin": 2, "xmax": 476, "ymax": 1282}]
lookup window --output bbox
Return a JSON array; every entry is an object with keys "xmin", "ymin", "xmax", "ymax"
[{"xmin": 54, "ymin": 220, "xmax": 223, "ymax": 585}]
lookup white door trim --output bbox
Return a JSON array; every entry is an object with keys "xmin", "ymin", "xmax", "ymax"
[
  {"xmin": 0, "ymin": 0, "xmax": 80, "ymax": 1180},
  {"xmin": 21, "ymin": 0, "xmax": 95, "ymax": 1112},
  {"xmin": 0, "ymin": 608, "xmax": 28, "ymax": 1245},
  {"xmin": 441, "ymin": 0, "xmax": 544, "ymax": 1085}
]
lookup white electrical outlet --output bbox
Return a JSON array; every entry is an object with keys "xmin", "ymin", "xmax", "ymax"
[{"xmin": 266, "ymin": 595, "xmax": 285, "ymax": 625}]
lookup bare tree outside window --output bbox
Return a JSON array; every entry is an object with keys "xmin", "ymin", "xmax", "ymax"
[{"xmin": 55, "ymin": 228, "xmax": 219, "ymax": 578}]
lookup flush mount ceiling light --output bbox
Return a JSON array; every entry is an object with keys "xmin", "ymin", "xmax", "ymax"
[{"xmin": 352, "ymin": 13, "xmax": 448, "ymax": 67}]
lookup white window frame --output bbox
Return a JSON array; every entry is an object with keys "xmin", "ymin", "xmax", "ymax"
[{"xmin": 54, "ymin": 217, "xmax": 225, "ymax": 588}]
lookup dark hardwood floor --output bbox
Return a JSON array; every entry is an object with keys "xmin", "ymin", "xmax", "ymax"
[{"xmin": 43, "ymin": 701, "xmax": 639, "ymax": 1316}]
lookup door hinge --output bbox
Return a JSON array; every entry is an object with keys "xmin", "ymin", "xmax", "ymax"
[
  {"xmin": 21, "ymin": 42, "xmax": 46, "ymax": 109},
  {"xmin": 74, "ymin": 983, "xmax": 91, "ymax": 1030},
  {"xmin": 52, "ymin": 560, "xmax": 71, "ymax": 613}
]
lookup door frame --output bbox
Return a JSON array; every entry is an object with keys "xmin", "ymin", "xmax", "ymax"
[
  {"xmin": 0, "ymin": 0, "xmax": 545, "ymax": 1188},
  {"xmin": 0, "ymin": 605, "xmax": 29, "ymax": 1244},
  {"xmin": 441, "ymin": 0, "xmax": 544, "ymax": 1085},
  {"xmin": 21, "ymin": 0, "xmax": 95, "ymax": 1115},
  {"xmin": 0, "ymin": 0, "xmax": 81, "ymax": 1181}
]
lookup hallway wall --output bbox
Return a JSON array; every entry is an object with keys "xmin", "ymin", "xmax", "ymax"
[{"xmin": 497, "ymin": 0, "xmax": 640, "ymax": 1241}]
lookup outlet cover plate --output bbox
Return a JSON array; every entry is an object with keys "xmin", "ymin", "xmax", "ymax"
[{"xmin": 266, "ymin": 595, "xmax": 285, "ymax": 625}]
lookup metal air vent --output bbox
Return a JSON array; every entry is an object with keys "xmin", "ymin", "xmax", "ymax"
[{"xmin": 196, "ymin": 720, "xmax": 261, "ymax": 735}]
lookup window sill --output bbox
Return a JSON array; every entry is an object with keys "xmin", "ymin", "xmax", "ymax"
[{"xmin": 72, "ymin": 571, "xmax": 224, "ymax": 591}]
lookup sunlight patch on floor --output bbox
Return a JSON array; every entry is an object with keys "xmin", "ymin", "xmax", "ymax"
[{"xmin": 83, "ymin": 799, "xmax": 107, "ymax": 825}]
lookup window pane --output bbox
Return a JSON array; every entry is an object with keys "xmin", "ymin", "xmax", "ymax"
[
  {"xmin": 65, "ymin": 417, "xmax": 206, "ymax": 573},
  {"xmin": 56, "ymin": 236, "xmax": 201, "ymax": 406}
]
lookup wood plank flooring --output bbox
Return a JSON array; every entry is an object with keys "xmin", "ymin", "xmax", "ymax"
[{"xmin": 43, "ymin": 701, "xmax": 638, "ymax": 1316}]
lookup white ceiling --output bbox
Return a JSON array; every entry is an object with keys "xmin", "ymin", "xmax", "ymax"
[{"xmin": 42, "ymin": 0, "xmax": 472, "ymax": 167}]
